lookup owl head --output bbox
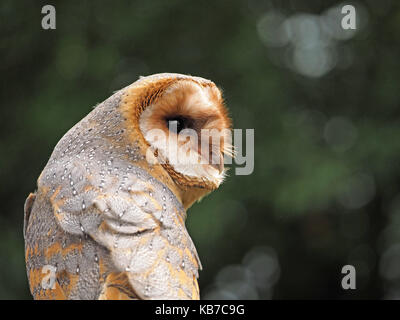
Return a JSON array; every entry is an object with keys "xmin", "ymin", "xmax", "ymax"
[{"xmin": 120, "ymin": 73, "xmax": 232, "ymax": 208}]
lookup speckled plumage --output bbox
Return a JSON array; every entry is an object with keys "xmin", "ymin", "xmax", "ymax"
[{"xmin": 24, "ymin": 73, "xmax": 231, "ymax": 300}]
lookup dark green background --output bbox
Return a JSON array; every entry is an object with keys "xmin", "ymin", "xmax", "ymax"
[{"xmin": 1, "ymin": 0, "xmax": 400, "ymax": 299}]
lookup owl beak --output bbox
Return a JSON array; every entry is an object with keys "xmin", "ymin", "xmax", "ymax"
[{"xmin": 210, "ymin": 154, "xmax": 224, "ymax": 173}]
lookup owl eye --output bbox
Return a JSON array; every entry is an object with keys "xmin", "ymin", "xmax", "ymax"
[{"xmin": 166, "ymin": 116, "xmax": 186, "ymax": 133}]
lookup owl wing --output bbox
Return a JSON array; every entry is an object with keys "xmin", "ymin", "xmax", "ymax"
[
  {"xmin": 34, "ymin": 156, "xmax": 201, "ymax": 300},
  {"xmin": 24, "ymin": 192, "xmax": 36, "ymax": 240}
]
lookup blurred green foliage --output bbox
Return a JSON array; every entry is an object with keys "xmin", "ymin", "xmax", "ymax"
[{"xmin": 1, "ymin": 0, "xmax": 400, "ymax": 299}]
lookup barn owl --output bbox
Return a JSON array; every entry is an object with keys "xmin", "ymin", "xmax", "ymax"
[{"xmin": 24, "ymin": 73, "xmax": 232, "ymax": 300}]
